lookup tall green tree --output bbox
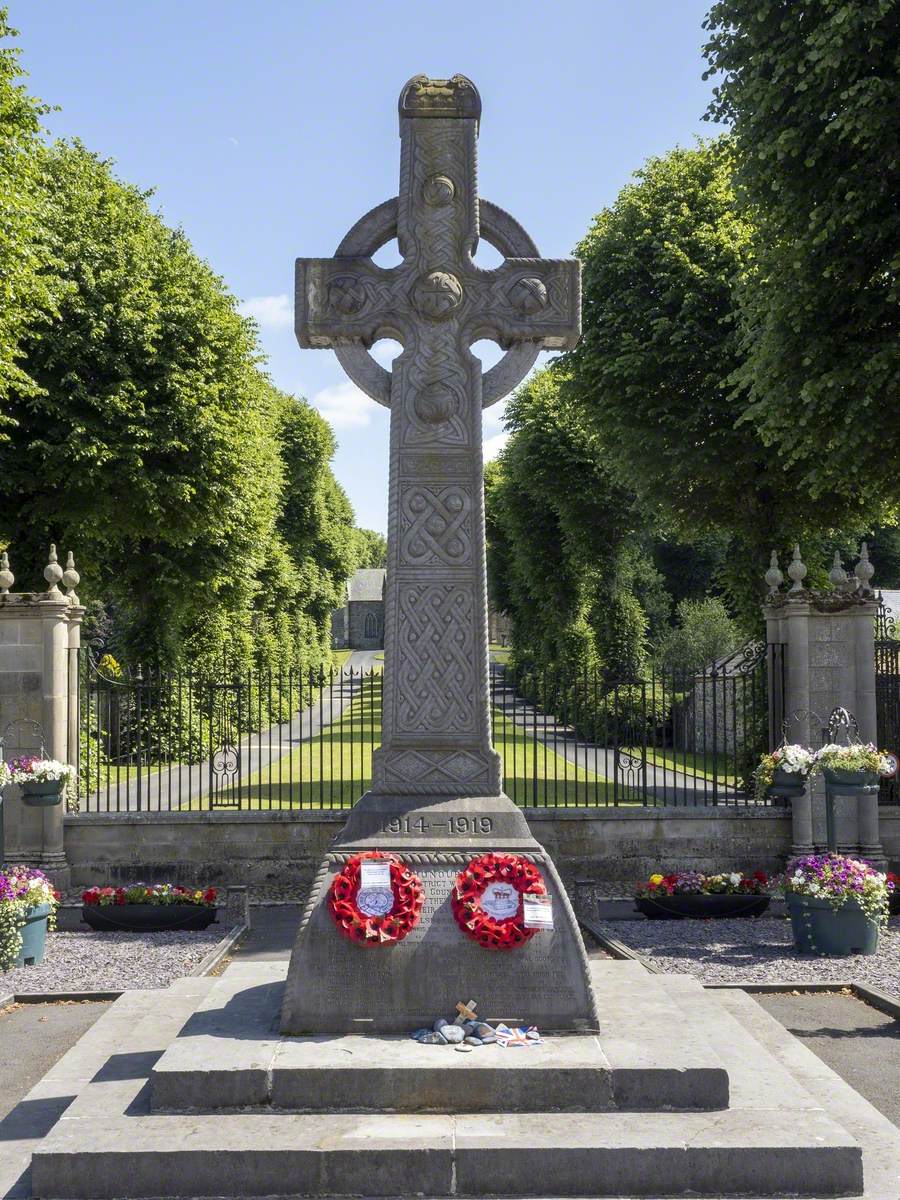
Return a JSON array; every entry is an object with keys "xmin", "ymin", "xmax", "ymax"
[
  {"xmin": 485, "ymin": 366, "xmax": 644, "ymax": 678},
  {"xmin": 0, "ymin": 141, "xmax": 289, "ymax": 660},
  {"xmin": 703, "ymin": 0, "xmax": 900, "ymax": 516},
  {"xmin": 0, "ymin": 11, "xmax": 55, "ymax": 416},
  {"xmin": 569, "ymin": 140, "xmax": 865, "ymax": 622},
  {"xmin": 353, "ymin": 528, "xmax": 387, "ymax": 569}
]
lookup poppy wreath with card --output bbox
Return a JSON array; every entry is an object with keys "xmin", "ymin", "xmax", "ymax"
[
  {"xmin": 329, "ymin": 851, "xmax": 425, "ymax": 947},
  {"xmin": 452, "ymin": 852, "xmax": 548, "ymax": 950}
]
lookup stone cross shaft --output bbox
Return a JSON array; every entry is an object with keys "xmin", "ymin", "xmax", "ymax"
[{"xmin": 295, "ymin": 75, "xmax": 580, "ymax": 799}]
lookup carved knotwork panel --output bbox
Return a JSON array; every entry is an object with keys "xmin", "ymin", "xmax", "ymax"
[
  {"xmin": 395, "ymin": 583, "xmax": 476, "ymax": 734},
  {"xmin": 399, "ymin": 484, "xmax": 472, "ymax": 567}
]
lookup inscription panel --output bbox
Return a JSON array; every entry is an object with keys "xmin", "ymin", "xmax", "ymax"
[{"xmin": 293, "ymin": 863, "xmax": 583, "ymax": 1030}]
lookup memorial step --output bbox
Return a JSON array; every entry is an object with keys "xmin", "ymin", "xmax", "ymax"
[
  {"xmin": 29, "ymin": 1107, "xmax": 862, "ymax": 1199},
  {"xmin": 148, "ymin": 961, "xmax": 729, "ymax": 1114}
]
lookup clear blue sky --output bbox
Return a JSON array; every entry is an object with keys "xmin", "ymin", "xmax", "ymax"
[{"xmin": 10, "ymin": 0, "xmax": 722, "ymax": 534}]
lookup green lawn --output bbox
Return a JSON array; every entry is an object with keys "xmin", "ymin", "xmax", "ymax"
[
  {"xmin": 217, "ymin": 678, "xmax": 632, "ymax": 809},
  {"xmin": 642, "ymin": 746, "xmax": 738, "ymax": 786}
]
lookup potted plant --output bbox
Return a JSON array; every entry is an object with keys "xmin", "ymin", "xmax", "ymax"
[
  {"xmin": 755, "ymin": 744, "xmax": 816, "ymax": 802},
  {"xmin": 81, "ymin": 883, "xmax": 219, "ymax": 932},
  {"xmin": 634, "ymin": 870, "xmax": 770, "ymax": 919},
  {"xmin": 0, "ymin": 865, "xmax": 60, "ymax": 970},
  {"xmin": 6, "ymin": 756, "xmax": 76, "ymax": 806},
  {"xmin": 813, "ymin": 743, "xmax": 893, "ymax": 789},
  {"xmin": 783, "ymin": 853, "xmax": 890, "ymax": 956}
]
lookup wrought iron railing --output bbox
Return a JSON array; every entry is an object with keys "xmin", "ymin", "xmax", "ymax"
[{"xmin": 76, "ymin": 643, "xmax": 780, "ymax": 813}]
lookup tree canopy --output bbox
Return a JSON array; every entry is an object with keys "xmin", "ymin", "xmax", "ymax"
[
  {"xmin": 703, "ymin": 0, "xmax": 900, "ymax": 517},
  {"xmin": 568, "ymin": 138, "xmax": 869, "ymax": 621}
]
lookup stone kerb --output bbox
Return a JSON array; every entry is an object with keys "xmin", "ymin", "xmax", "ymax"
[
  {"xmin": 0, "ymin": 547, "xmax": 83, "ymax": 886},
  {"xmin": 762, "ymin": 544, "xmax": 883, "ymax": 863}
]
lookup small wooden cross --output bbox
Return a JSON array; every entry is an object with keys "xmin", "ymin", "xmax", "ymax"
[{"xmin": 455, "ymin": 999, "xmax": 478, "ymax": 1023}]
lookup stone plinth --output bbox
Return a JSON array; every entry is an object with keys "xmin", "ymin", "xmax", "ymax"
[{"xmin": 280, "ymin": 794, "xmax": 598, "ymax": 1034}]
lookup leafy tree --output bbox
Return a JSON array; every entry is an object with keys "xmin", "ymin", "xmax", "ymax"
[
  {"xmin": 703, "ymin": 1, "xmax": 900, "ymax": 516},
  {"xmin": 485, "ymin": 366, "xmax": 642, "ymax": 677},
  {"xmin": 0, "ymin": 11, "xmax": 55, "ymax": 416},
  {"xmin": 0, "ymin": 142, "xmax": 296, "ymax": 662},
  {"xmin": 569, "ymin": 140, "xmax": 866, "ymax": 623},
  {"xmin": 353, "ymin": 527, "xmax": 387, "ymax": 569},
  {"xmin": 656, "ymin": 597, "xmax": 741, "ymax": 671}
]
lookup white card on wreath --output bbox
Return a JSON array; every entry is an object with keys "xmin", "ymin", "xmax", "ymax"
[
  {"xmin": 360, "ymin": 860, "xmax": 392, "ymax": 890},
  {"xmin": 522, "ymin": 893, "xmax": 553, "ymax": 929}
]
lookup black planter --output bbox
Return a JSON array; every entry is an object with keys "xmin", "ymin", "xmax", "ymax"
[
  {"xmin": 81, "ymin": 903, "xmax": 217, "ymax": 932},
  {"xmin": 821, "ymin": 767, "xmax": 879, "ymax": 790},
  {"xmin": 889, "ymin": 892, "xmax": 900, "ymax": 917},
  {"xmin": 635, "ymin": 893, "xmax": 771, "ymax": 920}
]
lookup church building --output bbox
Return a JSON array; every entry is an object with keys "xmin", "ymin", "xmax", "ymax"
[{"xmin": 331, "ymin": 568, "xmax": 386, "ymax": 650}]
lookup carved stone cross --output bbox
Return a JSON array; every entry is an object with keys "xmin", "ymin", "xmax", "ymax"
[{"xmin": 295, "ymin": 75, "xmax": 580, "ymax": 799}]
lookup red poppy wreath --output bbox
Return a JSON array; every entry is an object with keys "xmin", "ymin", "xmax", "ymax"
[
  {"xmin": 452, "ymin": 852, "xmax": 548, "ymax": 950},
  {"xmin": 329, "ymin": 851, "xmax": 424, "ymax": 947}
]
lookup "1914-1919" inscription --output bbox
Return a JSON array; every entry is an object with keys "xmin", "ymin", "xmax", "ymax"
[{"xmin": 383, "ymin": 815, "xmax": 493, "ymax": 835}]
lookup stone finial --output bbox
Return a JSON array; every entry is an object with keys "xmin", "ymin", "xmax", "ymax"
[
  {"xmin": 764, "ymin": 551, "xmax": 783, "ymax": 593},
  {"xmin": 854, "ymin": 541, "xmax": 875, "ymax": 593},
  {"xmin": 0, "ymin": 551, "xmax": 13, "ymax": 594},
  {"xmin": 44, "ymin": 544, "xmax": 64, "ymax": 596},
  {"xmin": 787, "ymin": 544, "xmax": 807, "ymax": 594},
  {"xmin": 828, "ymin": 551, "xmax": 849, "ymax": 591},
  {"xmin": 62, "ymin": 550, "xmax": 80, "ymax": 604}
]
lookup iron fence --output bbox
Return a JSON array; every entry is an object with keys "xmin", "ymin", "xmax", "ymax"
[{"xmin": 77, "ymin": 642, "xmax": 781, "ymax": 813}]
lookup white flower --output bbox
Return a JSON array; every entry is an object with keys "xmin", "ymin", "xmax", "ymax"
[{"xmin": 729, "ymin": 873, "xmax": 742, "ymax": 885}]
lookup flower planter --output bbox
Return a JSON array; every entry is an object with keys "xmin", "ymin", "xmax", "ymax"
[
  {"xmin": 14, "ymin": 902, "xmax": 52, "ymax": 967},
  {"xmin": 81, "ymin": 903, "xmax": 217, "ymax": 933},
  {"xmin": 821, "ymin": 767, "xmax": 879, "ymax": 790},
  {"xmin": 20, "ymin": 779, "xmax": 65, "ymax": 807},
  {"xmin": 889, "ymin": 892, "xmax": 900, "ymax": 917},
  {"xmin": 786, "ymin": 893, "xmax": 879, "ymax": 956},
  {"xmin": 635, "ymin": 894, "xmax": 770, "ymax": 920}
]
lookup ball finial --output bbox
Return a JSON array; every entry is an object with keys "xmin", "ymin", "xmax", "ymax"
[
  {"xmin": 62, "ymin": 551, "xmax": 80, "ymax": 604},
  {"xmin": 44, "ymin": 544, "xmax": 63, "ymax": 595},
  {"xmin": 854, "ymin": 542, "xmax": 875, "ymax": 593},
  {"xmin": 764, "ymin": 551, "xmax": 783, "ymax": 593},
  {"xmin": 787, "ymin": 544, "xmax": 807, "ymax": 594},
  {"xmin": 0, "ymin": 551, "xmax": 13, "ymax": 594}
]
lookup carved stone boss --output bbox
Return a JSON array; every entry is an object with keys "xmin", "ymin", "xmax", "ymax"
[{"xmin": 295, "ymin": 75, "xmax": 580, "ymax": 799}]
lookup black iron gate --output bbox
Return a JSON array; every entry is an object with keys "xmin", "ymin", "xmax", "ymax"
[{"xmin": 876, "ymin": 594, "xmax": 899, "ymax": 805}]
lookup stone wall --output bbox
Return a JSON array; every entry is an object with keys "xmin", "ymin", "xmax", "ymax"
[
  {"xmin": 61, "ymin": 806, "xmax": 831, "ymax": 891},
  {"xmin": 347, "ymin": 600, "xmax": 383, "ymax": 649}
]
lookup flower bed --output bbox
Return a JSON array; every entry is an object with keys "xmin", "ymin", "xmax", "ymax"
[
  {"xmin": 0, "ymin": 866, "xmax": 60, "ymax": 969},
  {"xmin": 634, "ymin": 870, "xmax": 770, "ymax": 919},
  {"xmin": 82, "ymin": 883, "xmax": 218, "ymax": 932}
]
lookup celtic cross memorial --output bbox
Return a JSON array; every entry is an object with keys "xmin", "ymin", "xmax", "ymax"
[{"xmin": 282, "ymin": 75, "xmax": 597, "ymax": 1034}]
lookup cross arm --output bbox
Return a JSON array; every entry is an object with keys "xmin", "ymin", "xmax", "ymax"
[
  {"xmin": 295, "ymin": 257, "xmax": 404, "ymax": 349},
  {"xmin": 466, "ymin": 257, "xmax": 581, "ymax": 352}
]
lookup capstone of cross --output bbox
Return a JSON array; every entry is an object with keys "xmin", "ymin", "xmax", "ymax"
[{"xmin": 295, "ymin": 75, "xmax": 581, "ymax": 800}]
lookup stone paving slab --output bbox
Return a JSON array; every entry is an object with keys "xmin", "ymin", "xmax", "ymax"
[
  {"xmin": 30, "ymin": 1107, "xmax": 862, "ymax": 1199},
  {"xmin": 716, "ymin": 989, "xmax": 900, "ymax": 1200}
]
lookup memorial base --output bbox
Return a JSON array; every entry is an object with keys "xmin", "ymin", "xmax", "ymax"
[{"xmin": 280, "ymin": 792, "xmax": 598, "ymax": 1035}]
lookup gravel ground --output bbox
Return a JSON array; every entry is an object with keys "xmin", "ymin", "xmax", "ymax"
[
  {"xmin": 599, "ymin": 915, "xmax": 900, "ymax": 996},
  {"xmin": 2, "ymin": 929, "xmax": 223, "ymax": 993}
]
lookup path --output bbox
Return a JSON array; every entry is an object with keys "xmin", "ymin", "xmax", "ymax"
[
  {"xmin": 490, "ymin": 664, "xmax": 742, "ymax": 806},
  {"xmin": 82, "ymin": 651, "xmax": 379, "ymax": 812}
]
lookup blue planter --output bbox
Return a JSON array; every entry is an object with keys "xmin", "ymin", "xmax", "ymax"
[
  {"xmin": 787, "ymin": 893, "xmax": 879, "ymax": 956},
  {"xmin": 15, "ymin": 902, "xmax": 52, "ymax": 967}
]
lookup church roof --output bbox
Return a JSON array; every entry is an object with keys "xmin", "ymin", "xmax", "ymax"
[{"xmin": 347, "ymin": 568, "xmax": 386, "ymax": 602}]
